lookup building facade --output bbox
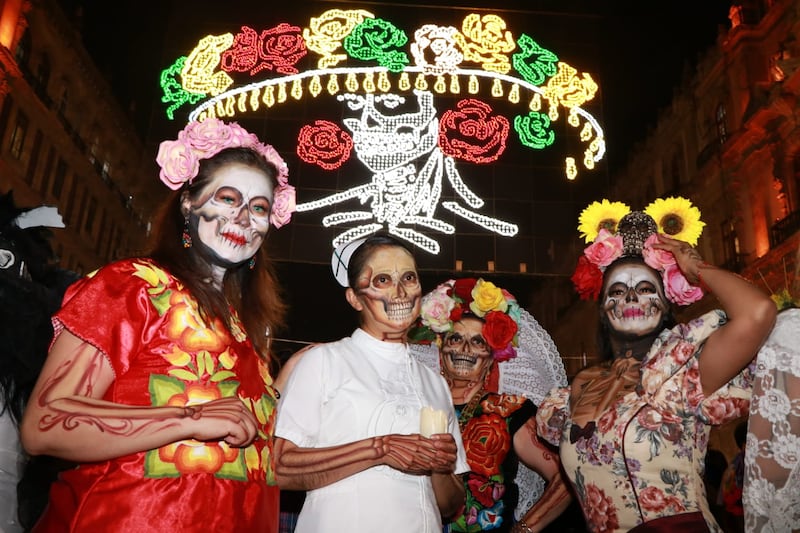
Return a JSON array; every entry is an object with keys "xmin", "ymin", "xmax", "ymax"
[
  {"xmin": 0, "ymin": 0, "xmax": 159, "ymax": 275},
  {"xmin": 541, "ymin": 0, "xmax": 800, "ymax": 376}
]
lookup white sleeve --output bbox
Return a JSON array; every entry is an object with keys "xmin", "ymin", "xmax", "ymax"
[{"xmin": 274, "ymin": 346, "xmax": 327, "ymax": 447}]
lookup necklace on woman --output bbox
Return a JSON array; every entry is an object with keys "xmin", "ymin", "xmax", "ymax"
[{"xmin": 457, "ymin": 384, "xmax": 486, "ymax": 431}]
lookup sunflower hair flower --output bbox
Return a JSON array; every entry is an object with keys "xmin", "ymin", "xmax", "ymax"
[
  {"xmin": 577, "ymin": 200, "xmax": 631, "ymax": 243},
  {"xmin": 644, "ymin": 196, "xmax": 705, "ymax": 246}
]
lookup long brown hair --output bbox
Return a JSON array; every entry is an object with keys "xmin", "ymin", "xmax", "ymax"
[{"xmin": 148, "ymin": 147, "xmax": 287, "ymax": 372}]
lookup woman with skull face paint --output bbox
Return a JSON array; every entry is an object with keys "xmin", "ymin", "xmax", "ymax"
[
  {"xmin": 273, "ymin": 234, "xmax": 469, "ymax": 533},
  {"xmin": 20, "ymin": 119, "xmax": 296, "ymax": 533},
  {"xmin": 535, "ymin": 200, "xmax": 776, "ymax": 533},
  {"xmin": 408, "ymin": 278, "xmax": 572, "ymax": 532}
]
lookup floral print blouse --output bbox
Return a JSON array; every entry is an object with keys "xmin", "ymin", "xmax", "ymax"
[{"xmin": 536, "ymin": 310, "xmax": 753, "ymax": 533}]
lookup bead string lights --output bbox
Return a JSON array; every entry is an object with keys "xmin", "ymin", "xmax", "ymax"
[{"xmin": 160, "ymin": 9, "xmax": 606, "ymax": 255}]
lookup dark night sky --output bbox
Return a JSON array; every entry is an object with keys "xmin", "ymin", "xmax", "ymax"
[{"xmin": 62, "ymin": 0, "xmax": 733, "ymax": 344}]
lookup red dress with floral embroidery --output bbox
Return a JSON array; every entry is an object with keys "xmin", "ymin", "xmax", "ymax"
[
  {"xmin": 449, "ymin": 392, "xmax": 534, "ymax": 532},
  {"xmin": 33, "ymin": 259, "xmax": 279, "ymax": 533},
  {"xmin": 536, "ymin": 311, "xmax": 753, "ymax": 533}
]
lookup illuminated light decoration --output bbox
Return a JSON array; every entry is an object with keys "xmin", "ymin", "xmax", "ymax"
[
  {"xmin": 220, "ymin": 26, "xmax": 259, "ymax": 75},
  {"xmin": 180, "ymin": 33, "xmax": 234, "ymax": 96},
  {"xmin": 168, "ymin": 10, "xmax": 608, "ymax": 254},
  {"xmin": 410, "ymin": 24, "xmax": 463, "ymax": 75},
  {"xmin": 221, "ymin": 24, "xmax": 307, "ymax": 77},
  {"xmin": 263, "ymin": 85, "xmax": 275, "ymax": 107},
  {"xmin": 327, "ymin": 73, "xmax": 340, "ymax": 95},
  {"xmin": 294, "ymin": 91, "xmax": 516, "ymax": 254},
  {"xmin": 439, "ymin": 99, "xmax": 509, "ymax": 164},
  {"xmin": 399, "ymin": 72, "xmax": 411, "ymax": 91},
  {"xmin": 468, "ymin": 74, "xmax": 479, "ymax": 94},
  {"xmin": 309, "ymin": 75, "xmax": 322, "ymax": 96},
  {"xmin": 512, "ymin": 34, "xmax": 558, "ymax": 86},
  {"xmin": 160, "ymin": 56, "xmax": 204, "ymax": 120},
  {"xmin": 292, "ymin": 79, "xmax": 304, "ymax": 99},
  {"xmin": 491, "ymin": 78, "xmax": 503, "ymax": 97},
  {"xmin": 584, "ymin": 149, "xmax": 595, "ymax": 170},
  {"xmin": 567, "ymin": 107, "xmax": 580, "ymax": 127},
  {"xmin": 363, "ymin": 71, "xmax": 376, "ymax": 92},
  {"xmin": 543, "ymin": 61, "xmax": 598, "ymax": 109},
  {"xmin": 345, "ymin": 71, "xmax": 359, "ymax": 92},
  {"xmin": 566, "ymin": 157, "xmax": 577, "ymax": 180},
  {"xmin": 449, "ymin": 74, "xmax": 460, "ymax": 94},
  {"xmin": 343, "ymin": 18, "xmax": 409, "ymax": 72},
  {"xmin": 514, "ymin": 112, "xmax": 555, "ymax": 150},
  {"xmin": 580, "ymin": 122, "xmax": 593, "ymax": 141},
  {"xmin": 303, "ymin": 9, "xmax": 375, "ymax": 69},
  {"xmin": 296, "ymin": 120, "xmax": 354, "ymax": 170},
  {"xmin": 454, "ymin": 14, "xmax": 516, "ymax": 75},
  {"xmin": 377, "ymin": 71, "xmax": 391, "ymax": 91},
  {"xmin": 249, "ymin": 88, "xmax": 260, "ymax": 111}
]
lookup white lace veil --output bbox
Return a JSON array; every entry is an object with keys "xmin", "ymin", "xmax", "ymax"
[{"xmin": 409, "ymin": 308, "xmax": 567, "ymax": 520}]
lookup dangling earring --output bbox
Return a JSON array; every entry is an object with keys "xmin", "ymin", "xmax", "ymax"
[
  {"xmin": 182, "ymin": 217, "xmax": 192, "ymax": 248},
  {"xmin": 248, "ymin": 257, "xmax": 256, "ymax": 270}
]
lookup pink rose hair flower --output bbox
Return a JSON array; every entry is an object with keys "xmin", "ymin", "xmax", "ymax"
[{"xmin": 156, "ymin": 118, "xmax": 295, "ymax": 228}]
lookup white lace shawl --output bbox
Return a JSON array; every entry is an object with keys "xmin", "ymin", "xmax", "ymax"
[{"xmin": 743, "ymin": 308, "xmax": 800, "ymax": 533}]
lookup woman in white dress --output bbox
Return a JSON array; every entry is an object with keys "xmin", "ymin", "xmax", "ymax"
[{"xmin": 743, "ymin": 248, "xmax": 800, "ymax": 533}]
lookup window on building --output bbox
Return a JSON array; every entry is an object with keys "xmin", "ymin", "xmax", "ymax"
[
  {"xmin": 721, "ymin": 219, "xmax": 740, "ymax": 271},
  {"xmin": 40, "ymin": 147, "xmax": 56, "ymax": 193},
  {"xmin": 73, "ymin": 186, "xmax": 87, "ymax": 227},
  {"xmin": 716, "ymin": 103, "xmax": 728, "ymax": 145},
  {"xmin": 51, "ymin": 158, "xmax": 67, "ymax": 198},
  {"xmin": 57, "ymin": 88, "xmax": 68, "ymax": 119},
  {"xmin": 24, "ymin": 130, "xmax": 43, "ymax": 184},
  {"xmin": 0, "ymin": 95, "xmax": 13, "ymax": 143},
  {"xmin": 9, "ymin": 111, "xmax": 28, "ymax": 160},
  {"xmin": 35, "ymin": 54, "xmax": 50, "ymax": 93},
  {"xmin": 14, "ymin": 30, "xmax": 30, "ymax": 65},
  {"xmin": 83, "ymin": 196, "xmax": 97, "ymax": 236}
]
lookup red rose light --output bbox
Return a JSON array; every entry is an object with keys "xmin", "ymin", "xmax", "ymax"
[
  {"xmin": 439, "ymin": 99, "xmax": 509, "ymax": 163},
  {"xmin": 297, "ymin": 120, "xmax": 353, "ymax": 170}
]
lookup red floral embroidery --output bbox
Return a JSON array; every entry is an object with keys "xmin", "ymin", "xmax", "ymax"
[
  {"xmin": 482, "ymin": 394, "xmax": 525, "ymax": 418},
  {"xmin": 462, "ymin": 414, "xmax": 511, "ymax": 477}
]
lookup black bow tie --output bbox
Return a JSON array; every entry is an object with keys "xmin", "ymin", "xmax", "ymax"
[{"xmin": 569, "ymin": 421, "xmax": 596, "ymax": 444}]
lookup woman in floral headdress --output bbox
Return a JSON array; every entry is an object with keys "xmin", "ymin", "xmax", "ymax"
[
  {"xmin": 536, "ymin": 197, "xmax": 776, "ymax": 532},
  {"xmin": 409, "ymin": 278, "xmax": 572, "ymax": 533},
  {"xmin": 20, "ymin": 118, "xmax": 296, "ymax": 532}
]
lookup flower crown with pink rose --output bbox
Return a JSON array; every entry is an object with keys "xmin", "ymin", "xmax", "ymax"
[
  {"xmin": 571, "ymin": 196, "xmax": 707, "ymax": 306},
  {"xmin": 156, "ymin": 118, "xmax": 296, "ymax": 228},
  {"xmin": 408, "ymin": 278, "xmax": 520, "ymax": 362}
]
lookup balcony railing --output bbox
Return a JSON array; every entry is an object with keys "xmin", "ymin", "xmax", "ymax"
[{"xmin": 770, "ymin": 209, "xmax": 800, "ymax": 247}]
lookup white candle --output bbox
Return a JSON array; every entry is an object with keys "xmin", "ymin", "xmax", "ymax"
[{"xmin": 420, "ymin": 406, "xmax": 448, "ymax": 437}]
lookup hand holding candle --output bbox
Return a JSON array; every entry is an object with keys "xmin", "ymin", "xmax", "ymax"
[{"xmin": 420, "ymin": 406, "xmax": 448, "ymax": 437}]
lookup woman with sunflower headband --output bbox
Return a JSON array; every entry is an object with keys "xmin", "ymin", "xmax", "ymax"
[
  {"xmin": 409, "ymin": 278, "xmax": 572, "ymax": 533},
  {"xmin": 20, "ymin": 118, "xmax": 296, "ymax": 532},
  {"xmin": 536, "ymin": 196, "xmax": 776, "ymax": 532}
]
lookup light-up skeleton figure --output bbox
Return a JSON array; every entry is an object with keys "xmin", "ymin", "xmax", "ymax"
[{"xmin": 295, "ymin": 90, "xmax": 517, "ymax": 254}]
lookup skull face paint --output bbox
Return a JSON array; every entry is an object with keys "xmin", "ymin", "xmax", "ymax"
[
  {"xmin": 186, "ymin": 164, "xmax": 274, "ymax": 268},
  {"xmin": 352, "ymin": 246, "xmax": 421, "ymax": 339},
  {"xmin": 603, "ymin": 262, "xmax": 667, "ymax": 338},
  {"xmin": 441, "ymin": 317, "xmax": 492, "ymax": 384}
]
